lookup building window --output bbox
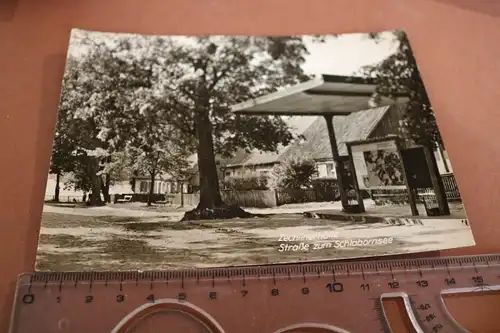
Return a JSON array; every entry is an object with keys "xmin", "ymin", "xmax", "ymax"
[
  {"xmin": 139, "ymin": 181, "xmax": 149, "ymax": 193},
  {"xmin": 259, "ymin": 170, "xmax": 269, "ymax": 176},
  {"xmin": 225, "ymin": 171, "xmax": 231, "ymax": 177},
  {"xmin": 326, "ymin": 163, "xmax": 336, "ymax": 178}
]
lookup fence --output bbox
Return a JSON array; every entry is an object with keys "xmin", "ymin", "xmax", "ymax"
[
  {"xmin": 275, "ymin": 189, "xmax": 316, "ymax": 206},
  {"xmin": 44, "ymin": 195, "xmax": 84, "ymax": 203},
  {"xmin": 372, "ymin": 173, "xmax": 462, "ymax": 206},
  {"xmin": 116, "ymin": 191, "xmax": 277, "ymax": 208},
  {"xmin": 111, "ymin": 187, "xmax": 364, "ymax": 208},
  {"xmin": 441, "ymin": 173, "xmax": 461, "ymax": 201},
  {"xmin": 167, "ymin": 193, "xmax": 200, "ymax": 206},
  {"xmin": 221, "ymin": 190, "xmax": 277, "ymax": 208}
]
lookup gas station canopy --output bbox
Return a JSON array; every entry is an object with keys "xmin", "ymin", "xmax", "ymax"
[{"xmin": 231, "ymin": 74, "xmax": 409, "ymax": 116}]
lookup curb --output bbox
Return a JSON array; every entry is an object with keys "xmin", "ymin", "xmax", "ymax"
[
  {"xmin": 303, "ymin": 211, "xmax": 423, "ymax": 226},
  {"xmin": 303, "ymin": 212, "xmax": 470, "ymax": 227}
]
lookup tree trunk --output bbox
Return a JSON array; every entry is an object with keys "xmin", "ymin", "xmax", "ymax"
[
  {"xmin": 195, "ymin": 111, "xmax": 223, "ymax": 209},
  {"xmin": 437, "ymin": 143, "xmax": 450, "ymax": 173},
  {"xmin": 88, "ymin": 158, "xmax": 103, "ymax": 206},
  {"xmin": 54, "ymin": 172, "xmax": 61, "ymax": 202},
  {"xmin": 100, "ymin": 174, "xmax": 111, "ymax": 203},
  {"xmin": 147, "ymin": 172, "xmax": 155, "ymax": 206},
  {"xmin": 181, "ymin": 110, "xmax": 253, "ymax": 221},
  {"xmin": 423, "ymin": 143, "xmax": 450, "ymax": 215},
  {"xmin": 180, "ymin": 181, "xmax": 184, "ymax": 207}
]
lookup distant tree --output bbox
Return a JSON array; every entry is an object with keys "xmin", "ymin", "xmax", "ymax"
[
  {"xmin": 56, "ymin": 34, "xmax": 156, "ymax": 205},
  {"xmin": 127, "ymin": 92, "xmax": 193, "ymax": 206},
  {"xmin": 273, "ymin": 158, "xmax": 318, "ymax": 189},
  {"xmin": 361, "ymin": 30, "xmax": 450, "ymax": 214},
  {"xmin": 63, "ymin": 155, "xmax": 93, "ymax": 195},
  {"xmin": 49, "ymin": 96, "xmax": 76, "ymax": 202},
  {"xmin": 129, "ymin": 170, "xmax": 139, "ymax": 193},
  {"xmin": 100, "ymin": 151, "xmax": 133, "ymax": 202},
  {"xmin": 360, "ymin": 30, "xmax": 442, "ymax": 147},
  {"xmin": 159, "ymin": 37, "xmax": 314, "ymax": 220}
]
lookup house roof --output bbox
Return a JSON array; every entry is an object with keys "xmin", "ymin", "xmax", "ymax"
[
  {"xmin": 224, "ymin": 146, "xmax": 288, "ymax": 168},
  {"xmin": 231, "ymin": 74, "xmax": 408, "ymax": 116},
  {"xmin": 216, "ymin": 149, "xmax": 250, "ymax": 166},
  {"xmin": 279, "ymin": 105, "xmax": 391, "ymax": 161},
  {"xmin": 222, "ymin": 105, "xmax": 392, "ymax": 168},
  {"xmin": 135, "ymin": 104, "xmax": 392, "ymax": 178}
]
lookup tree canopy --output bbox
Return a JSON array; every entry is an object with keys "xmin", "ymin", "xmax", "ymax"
[
  {"xmin": 51, "ymin": 33, "xmax": 315, "ymax": 210},
  {"xmin": 155, "ymin": 36, "xmax": 315, "ymax": 217},
  {"xmin": 360, "ymin": 30, "xmax": 443, "ymax": 147}
]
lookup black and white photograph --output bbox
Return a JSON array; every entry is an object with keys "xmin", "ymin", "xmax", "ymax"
[{"xmin": 38, "ymin": 29, "xmax": 475, "ymax": 271}]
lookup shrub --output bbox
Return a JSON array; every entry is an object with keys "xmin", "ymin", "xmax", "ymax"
[
  {"xmin": 311, "ymin": 178, "xmax": 340, "ymax": 201},
  {"xmin": 273, "ymin": 158, "xmax": 318, "ymax": 190},
  {"xmin": 221, "ymin": 175, "xmax": 269, "ymax": 191}
]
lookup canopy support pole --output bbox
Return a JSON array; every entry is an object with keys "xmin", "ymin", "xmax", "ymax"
[{"xmin": 324, "ymin": 115, "xmax": 351, "ymax": 211}]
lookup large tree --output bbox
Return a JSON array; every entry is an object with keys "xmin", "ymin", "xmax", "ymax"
[
  {"xmin": 157, "ymin": 37, "xmax": 313, "ymax": 220},
  {"xmin": 49, "ymin": 86, "xmax": 76, "ymax": 202},
  {"xmin": 56, "ymin": 33, "xmax": 155, "ymax": 205}
]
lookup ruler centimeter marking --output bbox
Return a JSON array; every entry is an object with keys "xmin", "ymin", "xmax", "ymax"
[{"xmin": 9, "ymin": 254, "xmax": 500, "ymax": 333}]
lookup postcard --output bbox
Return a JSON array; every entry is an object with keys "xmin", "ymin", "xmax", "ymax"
[{"xmin": 38, "ymin": 29, "xmax": 475, "ymax": 271}]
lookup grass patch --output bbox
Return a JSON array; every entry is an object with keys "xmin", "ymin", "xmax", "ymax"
[
  {"xmin": 120, "ymin": 221, "xmax": 216, "ymax": 232},
  {"xmin": 42, "ymin": 212, "xmax": 163, "ymax": 228},
  {"xmin": 200, "ymin": 214, "xmax": 354, "ymax": 229},
  {"xmin": 36, "ymin": 238, "xmax": 214, "ymax": 271},
  {"xmin": 109, "ymin": 203, "xmax": 191, "ymax": 213},
  {"xmin": 101, "ymin": 238, "xmax": 161, "ymax": 260},
  {"xmin": 228, "ymin": 237, "xmax": 279, "ymax": 251},
  {"xmin": 35, "ymin": 235, "xmax": 428, "ymax": 271},
  {"xmin": 36, "ymin": 251, "xmax": 91, "ymax": 271},
  {"xmin": 44, "ymin": 202, "xmax": 86, "ymax": 208},
  {"xmin": 38, "ymin": 234, "xmax": 100, "ymax": 248}
]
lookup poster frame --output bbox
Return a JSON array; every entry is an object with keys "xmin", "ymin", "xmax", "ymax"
[{"xmin": 346, "ymin": 135, "xmax": 419, "ymax": 216}]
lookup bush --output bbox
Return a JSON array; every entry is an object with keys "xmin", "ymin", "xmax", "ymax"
[
  {"xmin": 273, "ymin": 158, "xmax": 318, "ymax": 190},
  {"xmin": 221, "ymin": 175, "xmax": 269, "ymax": 191},
  {"xmin": 311, "ymin": 178, "xmax": 340, "ymax": 201},
  {"xmin": 310, "ymin": 178, "xmax": 371, "ymax": 202}
]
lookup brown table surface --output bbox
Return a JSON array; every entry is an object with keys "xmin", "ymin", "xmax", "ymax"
[{"xmin": 1, "ymin": 0, "xmax": 499, "ymax": 332}]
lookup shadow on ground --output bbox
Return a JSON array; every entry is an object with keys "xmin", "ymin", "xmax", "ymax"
[{"xmin": 35, "ymin": 232, "xmax": 446, "ymax": 271}]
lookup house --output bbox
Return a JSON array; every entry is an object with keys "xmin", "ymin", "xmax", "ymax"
[
  {"xmin": 222, "ymin": 104, "xmax": 453, "ymax": 183},
  {"xmin": 131, "ymin": 150, "xmax": 251, "ymax": 194},
  {"xmin": 132, "ymin": 154, "xmax": 199, "ymax": 194},
  {"xmin": 132, "ymin": 170, "xmax": 199, "ymax": 195},
  {"xmin": 222, "ymin": 149, "xmax": 285, "ymax": 178}
]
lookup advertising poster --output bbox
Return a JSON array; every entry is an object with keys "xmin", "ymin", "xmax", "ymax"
[{"xmin": 350, "ymin": 139, "xmax": 407, "ymax": 191}]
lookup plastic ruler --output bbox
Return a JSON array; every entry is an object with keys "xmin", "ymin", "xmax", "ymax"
[{"xmin": 9, "ymin": 254, "xmax": 500, "ymax": 333}]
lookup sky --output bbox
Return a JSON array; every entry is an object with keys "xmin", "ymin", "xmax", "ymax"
[
  {"xmin": 67, "ymin": 29, "xmax": 398, "ymax": 136},
  {"xmin": 301, "ymin": 33, "xmax": 397, "ymax": 76},
  {"xmin": 68, "ymin": 29, "xmax": 398, "ymax": 78},
  {"xmin": 284, "ymin": 32, "xmax": 399, "ymax": 134}
]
